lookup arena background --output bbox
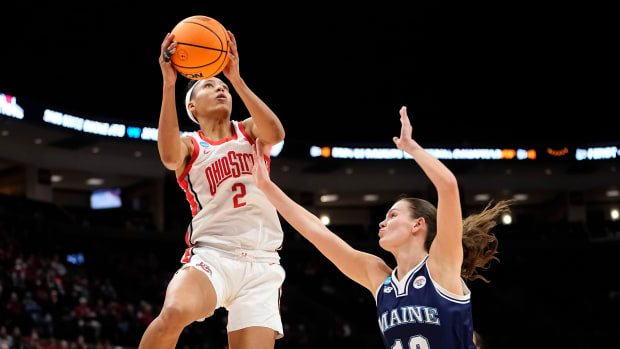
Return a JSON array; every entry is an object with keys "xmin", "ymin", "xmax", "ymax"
[{"xmin": 1, "ymin": 2, "xmax": 618, "ymax": 348}]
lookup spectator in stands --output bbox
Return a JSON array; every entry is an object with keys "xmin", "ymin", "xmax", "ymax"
[
  {"xmin": 0, "ymin": 326, "xmax": 12, "ymax": 348},
  {"xmin": 10, "ymin": 326, "xmax": 35, "ymax": 349}
]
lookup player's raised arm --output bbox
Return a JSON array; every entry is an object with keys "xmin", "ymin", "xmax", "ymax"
[
  {"xmin": 393, "ymin": 106, "xmax": 463, "ymax": 287},
  {"xmin": 252, "ymin": 140, "xmax": 391, "ymax": 293},
  {"xmin": 157, "ymin": 33, "xmax": 192, "ymax": 171},
  {"xmin": 222, "ymin": 31, "xmax": 285, "ymax": 146}
]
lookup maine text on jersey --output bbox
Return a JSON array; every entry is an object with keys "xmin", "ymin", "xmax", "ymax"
[
  {"xmin": 206, "ymin": 151, "xmax": 254, "ymax": 195},
  {"xmin": 378, "ymin": 305, "xmax": 440, "ymax": 333}
]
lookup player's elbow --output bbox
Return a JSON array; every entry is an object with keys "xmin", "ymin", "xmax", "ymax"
[
  {"xmin": 438, "ymin": 173, "xmax": 459, "ymax": 194},
  {"xmin": 261, "ymin": 129, "xmax": 285, "ymax": 146},
  {"xmin": 445, "ymin": 173, "xmax": 458, "ymax": 188},
  {"xmin": 275, "ymin": 128, "xmax": 285, "ymax": 143}
]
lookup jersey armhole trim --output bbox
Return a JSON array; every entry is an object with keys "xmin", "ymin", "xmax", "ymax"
[
  {"xmin": 177, "ymin": 135, "xmax": 199, "ymax": 183},
  {"xmin": 426, "ymin": 264, "xmax": 471, "ymax": 304},
  {"xmin": 374, "ymin": 283, "xmax": 382, "ymax": 303},
  {"xmin": 237, "ymin": 121, "xmax": 255, "ymax": 145}
]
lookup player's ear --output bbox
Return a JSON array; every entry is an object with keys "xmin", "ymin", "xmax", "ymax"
[
  {"xmin": 188, "ymin": 102, "xmax": 195, "ymax": 114},
  {"xmin": 411, "ymin": 218, "xmax": 424, "ymax": 233}
]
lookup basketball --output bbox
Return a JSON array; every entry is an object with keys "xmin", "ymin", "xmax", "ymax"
[{"xmin": 170, "ymin": 15, "xmax": 231, "ymax": 80}]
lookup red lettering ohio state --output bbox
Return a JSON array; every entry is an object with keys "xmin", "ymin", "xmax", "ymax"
[{"xmin": 205, "ymin": 151, "xmax": 254, "ymax": 195}]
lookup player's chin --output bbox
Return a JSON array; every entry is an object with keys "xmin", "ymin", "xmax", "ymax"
[
  {"xmin": 378, "ymin": 237, "xmax": 392, "ymax": 251},
  {"xmin": 379, "ymin": 235, "xmax": 402, "ymax": 252},
  {"xmin": 209, "ymin": 103, "xmax": 232, "ymax": 114}
]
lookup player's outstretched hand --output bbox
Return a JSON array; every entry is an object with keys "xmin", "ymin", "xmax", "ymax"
[
  {"xmin": 252, "ymin": 139, "xmax": 271, "ymax": 190},
  {"xmin": 392, "ymin": 106, "xmax": 420, "ymax": 152}
]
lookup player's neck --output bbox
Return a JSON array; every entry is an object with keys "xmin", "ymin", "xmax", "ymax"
[
  {"xmin": 393, "ymin": 249, "xmax": 428, "ymax": 282},
  {"xmin": 200, "ymin": 118, "xmax": 233, "ymax": 141}
]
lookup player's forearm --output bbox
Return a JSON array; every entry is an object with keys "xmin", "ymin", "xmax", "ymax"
[
  {"xmin": 230, "ymin": 77, "xmax": 285, "ymax": 145},
  {"xmin": 260, "ymin": 181, "xmax": 338, "ymax": 248},
  {"xmin": 157, "ymin": 85, "xmax": 183, "ymax": 169},
  {"xmin": 404, "ymin": 143, "xmax": 458, "ymax": 193},
  {"xmin": 259, "ymin": 180, "xmax": 377, "ymax": 288}
]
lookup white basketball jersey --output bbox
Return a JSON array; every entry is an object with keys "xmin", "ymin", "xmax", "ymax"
[{"xmin": 177, "ymin": 121, "xmax": 283, "ymax": 263}]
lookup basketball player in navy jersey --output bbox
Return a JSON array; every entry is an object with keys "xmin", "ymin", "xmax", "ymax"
[
  {"xmin": 138, "ymin": 31, "xmax": 286, "ymax": 349},
  {"xmin": 251, "ymin": 106, "xmax": 511, "ymax": 348}
]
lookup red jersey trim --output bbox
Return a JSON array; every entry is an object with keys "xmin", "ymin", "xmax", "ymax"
[
  {"xmin": 197, "ymin": 121, "xmax": 238, "ymax": 145},
  {"xmin": 177, "ymin": 136, "xmax": 200, "ymax": 216},
  {"xmin": 178, "ymin": 179, "xmax": 198, "ymax": 216},
  {"xmin": 237, "ymin": 121, "xmax": 255, "ymax": 145},
  {"xmin": 177, "ymin": 136, "xmax": 200, "ymax": 182},
  {"xmin": 181, "ymin": 247, "xmax": 192, "ymax": 264}
]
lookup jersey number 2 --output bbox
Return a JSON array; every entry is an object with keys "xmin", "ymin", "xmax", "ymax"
[
  {"xmin": 392, "ymin": 336, "xmax": 430, "ymax": 349},
  {"xmin": 232, "ymin": 183, "xmax": 247, "ymax": 208}
]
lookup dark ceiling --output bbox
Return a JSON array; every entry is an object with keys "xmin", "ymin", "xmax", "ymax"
[{"xmin": 1, "ymin": 2, "xmax": 617, "ymax": 147}]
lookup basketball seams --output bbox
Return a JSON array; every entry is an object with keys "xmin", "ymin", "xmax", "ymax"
[
  {"xmin": 210, "ymin": 24, "xmax": 230, "ymax": 76},
  {"xmin": 172, "ymin": 42, "xmax": 227, "ymax": 69},
  {"xmin": 182, "ymin": 21, "xmax": 226, "ymax": 50},
  {"xmin": 175, "ymin": 41, "xmax": 228, "ymax": 53},
  {"xmin": 172, "ymin": 59, "xmax": 225, "ymax": 69}
]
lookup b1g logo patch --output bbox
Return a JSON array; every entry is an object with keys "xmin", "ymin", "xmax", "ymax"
[
  {"xmin": 383, "ymin": 286, "xmax": 393, "ymax": 293},
  {"xmin": 196, "ymin": 261, "xmax": 212, "ymax": 275},
  {"xmin": 413, "ymin": 276, "xmax": 426, "ymax": 289}
]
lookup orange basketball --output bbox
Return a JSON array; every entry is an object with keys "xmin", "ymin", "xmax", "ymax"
[{"xmin": 170, "ymin": 15, "xmax": 231, "ymax": 80}]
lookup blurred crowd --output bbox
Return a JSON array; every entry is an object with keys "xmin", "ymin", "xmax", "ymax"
[
  {"xmin": 0, "ymin": 195, "xmax": 383, "ymax": 349},
  {"xmin": 2, "ymin": 193, "xmax": 619, "ymax": 348}
]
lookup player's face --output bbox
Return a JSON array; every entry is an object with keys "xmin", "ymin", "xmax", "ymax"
[
  {"xmin": 378, "ymin": 200, "xmax": 417, "ymax": 250},
  {"xmin": 191, "ymin": 78, "xmax": 232, "ymax": 118}
]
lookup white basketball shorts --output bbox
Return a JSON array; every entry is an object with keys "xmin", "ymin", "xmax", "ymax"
[{"xmin": 176, "ymin": 247, "xmax": 286, "ymax": 338}]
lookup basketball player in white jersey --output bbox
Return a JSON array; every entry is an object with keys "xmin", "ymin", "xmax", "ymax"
[{"xmin": 138, "ymin": 31, "xmax": 286, "ymax": 349}]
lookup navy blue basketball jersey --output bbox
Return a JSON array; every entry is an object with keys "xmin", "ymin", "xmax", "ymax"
[{"xmin": 375, "ymin": 255, "xmax": 475, "ymax": 349}]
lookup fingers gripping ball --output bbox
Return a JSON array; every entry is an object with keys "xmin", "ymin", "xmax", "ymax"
[{"xmin": 170, "ymin": 15, "xmax": 231, "ymax": 80}]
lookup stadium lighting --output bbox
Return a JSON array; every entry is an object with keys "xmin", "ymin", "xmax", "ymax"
[
  {"xmin": 513, "ymin": 194, "xmax": 528, "ymax": 201},
  {"xmin": 474, "ymin": 194, "xmax": 490, "ymax": 202},
  {"xmin": 270, "ymin": 140, "xmax": 284, "ymax": 157},
  {"xmin": 0, "ymin": 93, "xmax": 24, "ymax": 119},
  {"xmin": 502, "ymin": 213, "xmax": 513, "ymax": 225},
  {"xmin": 320, "ymin": 194, "xmax": 338, "ymax": 203},
  {"xmin": 606, "ymin": 190, "xmax": 619, "ymax": 198},
  {"xmin": 86, "ymin": 178, "xmax": 104, "ymax": 186},
  {"xmin": 320, "ymin": 214, "xmax": 331, "ymax": 225},
  {"xmin": 363, "ymin": 194, "xmax": 379, "ymax": 202}
]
